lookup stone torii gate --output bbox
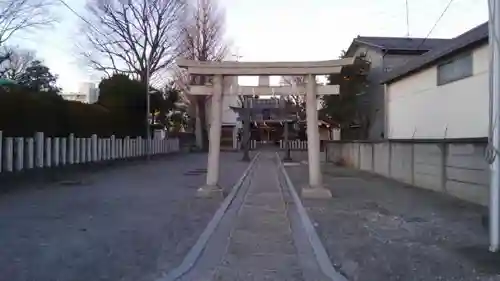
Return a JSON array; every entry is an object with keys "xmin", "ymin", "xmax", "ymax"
[{"xmin": 177, "ymin": 58, "xmax": 365, "ymax": 199}]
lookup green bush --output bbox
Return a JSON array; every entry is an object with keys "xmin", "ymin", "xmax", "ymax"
[{"xmin": 0, "ymin": 86, "xmax": 133, "ymax": 138}]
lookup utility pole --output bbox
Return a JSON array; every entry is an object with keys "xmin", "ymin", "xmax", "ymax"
[
  {"xmin": 489, "ymin": 0, "xmax": 500, "ymax": 252},
  {"xmin": 146, "ymin": 59, "xmax": 151, "ymax": 160}
]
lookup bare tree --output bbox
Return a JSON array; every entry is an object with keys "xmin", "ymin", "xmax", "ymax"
[
  {"xmin": 0, "ymin": 0, "xmax": 56, "ymax": 46},
  {"xmin": 0, "ymin": 47, "xmax": 36, "ymax": 79},
  {"xmin": 81, "ymin": 0, "xmax": 186, "ymax": 83},
  {"xmin": 280, "ymin": 75, "xmax": 306, "ymax": 121},
  {"xmin": 176, "ymin": 0, "xmax": 229, "ymax": 150}
]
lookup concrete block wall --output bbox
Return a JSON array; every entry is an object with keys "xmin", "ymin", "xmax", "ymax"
[
  {"xmin": 359, "ymin": 143, "xmax": 373, "ymax": 171},
  {"xmin": 390, "ymin": 143, "xmax": 413, "ymax": 185},
  {"xmin": 325, "ymin": 140, "xmax": 489, "ymax": 206},
  {"xmin": 373, "ymin": 143, "xmax": 390, "ymax": 177},
  {"xmin": 285, "ymin": 150, "xmax": 326, "ymax": 162},
  {"xmin": 445, "ymin": 143, "xmax": 489, "ymax": 205},
  {"xmin": 413, "ymin": 143, "xmax": 444, "ymax": 192}
]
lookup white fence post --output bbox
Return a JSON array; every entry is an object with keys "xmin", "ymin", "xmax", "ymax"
[
  {"xmin": 53, "ymin": 137, "xmax": 60, "ymax": 167},
  {"xmin": 99, "ymin": 138, "xmax": 104, "ymax": 161},
  {"xmin": 5, "ymin": 137, "xmax": 13, "ymax": 172},
  {"xmin": 117, "ymin": 138, "xmax": 122, "ymax": 159},
  {"xmin": 27, "ymin": 138, "xmax": 34, "ymax": 169},
  {"xmin": 15, "ymin": 137, "xmax": 23, "ymax": 171},
  {"xmin": 107, "ymin": 138, "xmax": 112, "ymax": 160},
  {"xmin": 124, "ymin": 137, "xmax": 130, "ymax": 158},
  {"xmin": 35, "ymin": 132, "xmax": 44, "ymax": 168},
  {"xmin": 138, "ymin": 138, "xmax": 141, "ymax": 157},
  {"xmin": 106, "ymin": 138, "xmax": 110, "ymax": 160},
  {"xmin": 111, "ymin": 135, "xmax": 116, "ymax": 160},
  {"xmin": 138, "ymin": 137, "xmax": 143, "ymax": 156},
  {"xmin": 61, "ymin": 138, "xmax": 67, "ymax": 166},
  {"xmin": 75, "ymin": 138, "xmax": 80, "ymax": 164},
  {"xmin": 87, "ymin": 138, "xmax": 92, "ymax": 163},
  {"xmin": 45, "ymin": 138, "xmax": 52, "ymax": 167},
  {"xmin": 103, "ymin": 139, "xmax": 107, "ymax": 160},
  {"xmin": 68, "ymin": 134, "xmax": 75, "ymax": 165},
  {"xmin": 91, "ymin": 135, "xmax": 97, "ymax": 162},
  {"xmin": 81, "ymin": 138, "xmax": 87, "ymax": 163}
]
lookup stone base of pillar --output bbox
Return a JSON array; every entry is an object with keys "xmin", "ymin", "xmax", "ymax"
[
  {"xmin": 196, "ymin": 184, "xmax": 224, "ymax": 198},
  {"xmin": 301, "ymin": 185, "xmax": 332, "ymax": 199}
]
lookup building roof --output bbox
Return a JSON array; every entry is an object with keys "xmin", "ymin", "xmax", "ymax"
[
  {"xmin": 352, "ymin": 36, "xmax": 450, "ymax": 54},
  {"xmin": 381, "ymin": 22, "xmax": 489, "ymax": 84}
]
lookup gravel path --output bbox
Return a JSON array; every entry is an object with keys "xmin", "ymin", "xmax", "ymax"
[
  {"xmin": 286, "ymin": 163, "xmax": 500, "ymax": 281},
  {"xmin": 0, "ymin": 152, "xmax": 250, "ymax": 281}
]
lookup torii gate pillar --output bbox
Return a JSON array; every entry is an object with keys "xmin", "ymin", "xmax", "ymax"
[
  {"xmin": 197, "ymin": 75, "xmax": 224, "ymax": 197},
  {"xmin": 303, "ymin": 74, "xmax": 331, "ymax": 198}
]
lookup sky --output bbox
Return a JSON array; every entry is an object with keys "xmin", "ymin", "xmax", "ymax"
[{"xmin": 10, "ymin": 0, "xmax": 489, "ymax": 92}]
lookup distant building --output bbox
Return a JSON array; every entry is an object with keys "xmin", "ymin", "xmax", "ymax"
[
  {"xmin": 382, "ymin": 22, "xmax": 488, "ymax": 139},
  {"xmin": 79, "ymin": 82, "xmax": 99, "ymax": 104},
  {"xmin": 60, "ymin": 82, "xmax": 99, "ymax": 104},
  {"xmin": 60, "ymin": 92, "xmax": 89, "ymax": 103},
  {"xmin": 343, "ymin": 34, "xmax": 450, "ymax": 140}
]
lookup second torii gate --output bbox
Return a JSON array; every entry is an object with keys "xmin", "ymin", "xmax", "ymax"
[{"xmin": 177, "ymin": 58, "xmax": 367, "ymax": 199}]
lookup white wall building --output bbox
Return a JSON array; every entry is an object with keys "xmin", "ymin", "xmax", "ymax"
[
  {"xmin": 60, "ymin": 92, "xmax": 89, "ymax": 103},
  {"xmin": 79, "ymin": 82, "xmax": 99, "ymax": 104},
  {"xmin": 61, "ymin": 82, "xmax": 100, "ymax": 104},
  {"xmin": 383, "ymin": 22, "xmax": 489, "ymax": 139}
]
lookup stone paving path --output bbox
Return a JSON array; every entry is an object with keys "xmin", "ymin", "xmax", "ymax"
[{"xmin": 211, "ymin": 153, "xmax": 304, "ymax": 280}]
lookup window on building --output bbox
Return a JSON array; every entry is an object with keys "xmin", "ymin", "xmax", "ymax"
[{"xmin": 437, "ymin": 53, "xmax": 473, "ymax": 85}]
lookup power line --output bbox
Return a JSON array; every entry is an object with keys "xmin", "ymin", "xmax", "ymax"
[
  {"xmin": 56, "ymin": 0, "xmax": 104, "ymax": 36},
  {"xmin": 417, "ymin": 0, "xmax": 455, "ymax": 50}
]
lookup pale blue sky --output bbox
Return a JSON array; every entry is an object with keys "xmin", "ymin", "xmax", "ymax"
[{"xmin": 10, "ymin": 0, "xmax": 489, "ymax": 92}]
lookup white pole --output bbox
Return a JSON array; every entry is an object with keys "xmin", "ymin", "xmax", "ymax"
[
  {"xmin": 91, "ymin": 134, "xmax": 98, "ymax": 162},
  {"xmin": 68, "ymin": 134, "xmax": 75, "ymax": 165},
  {"xmin": 108, "ymin": 139, "xmax": 112, "ymax": 160},
  {"xmin": 81, "ymin": 138, "xmax": 87, "ymax": 163},
  {"xmin": 45, "ymin": 138, "xmax": 52, "ymax": 167},
  {"xmin": 118, "ymin": 139, "xmax": 122, "ymax": 159},
  {"xmin": 53, "ymin": 137, "xmax": 60, "ymax": 167},
  {"xmin": 75, "ymin": 138, "xmax": 80, "ymax": 164},
  {"xmin": 146, "ymin": 58, "xmax": 151, "ymax": 160},
  {"xmin": 98, "ymin": 138, "xmax": 103, "ymax": 161},
  {"xmin": 5, "ymin": 138, "xmax": 13, "ymax": 172},
  {"xmin": 27, "ymin": 138, "xmax": 34, "ymax": 169},
  {"xmin": 35, "ymin": 132, "xmax": 44, "ymax": 168},
  {"xmin": 111, "ymin": 135, "xmax": 116, "ymax": 159},
  {"xmin": 125, "ymin": 137, "xmax": 130, "ymax": 158},
  {"xmin": 490, "ymin": 0, "xmax": 500, "ymax": 252},
  {"xmin": 15, "ymin": 137, "xmax": 23, "ymax": 171},
  {"xmin": 87, "ymin": 137, "xmax": 92, "ymax": 163},
  {"xmin": 61, "ymin": 138, "xmax": 67, "ymax": 166}
]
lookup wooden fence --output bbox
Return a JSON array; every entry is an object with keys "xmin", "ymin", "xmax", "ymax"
[{"xmin": 0, "ymin": 131, "xmax": 180, "ymax": 174}]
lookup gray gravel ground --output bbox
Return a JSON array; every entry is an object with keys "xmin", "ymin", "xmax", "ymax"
[
  {"xmin": 0, "ymin": 152, "xmax": 250, "ymax": 281},
  {"xmin": 286, "ymin": 163, "xmax": 500, "ymax": 281}
]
